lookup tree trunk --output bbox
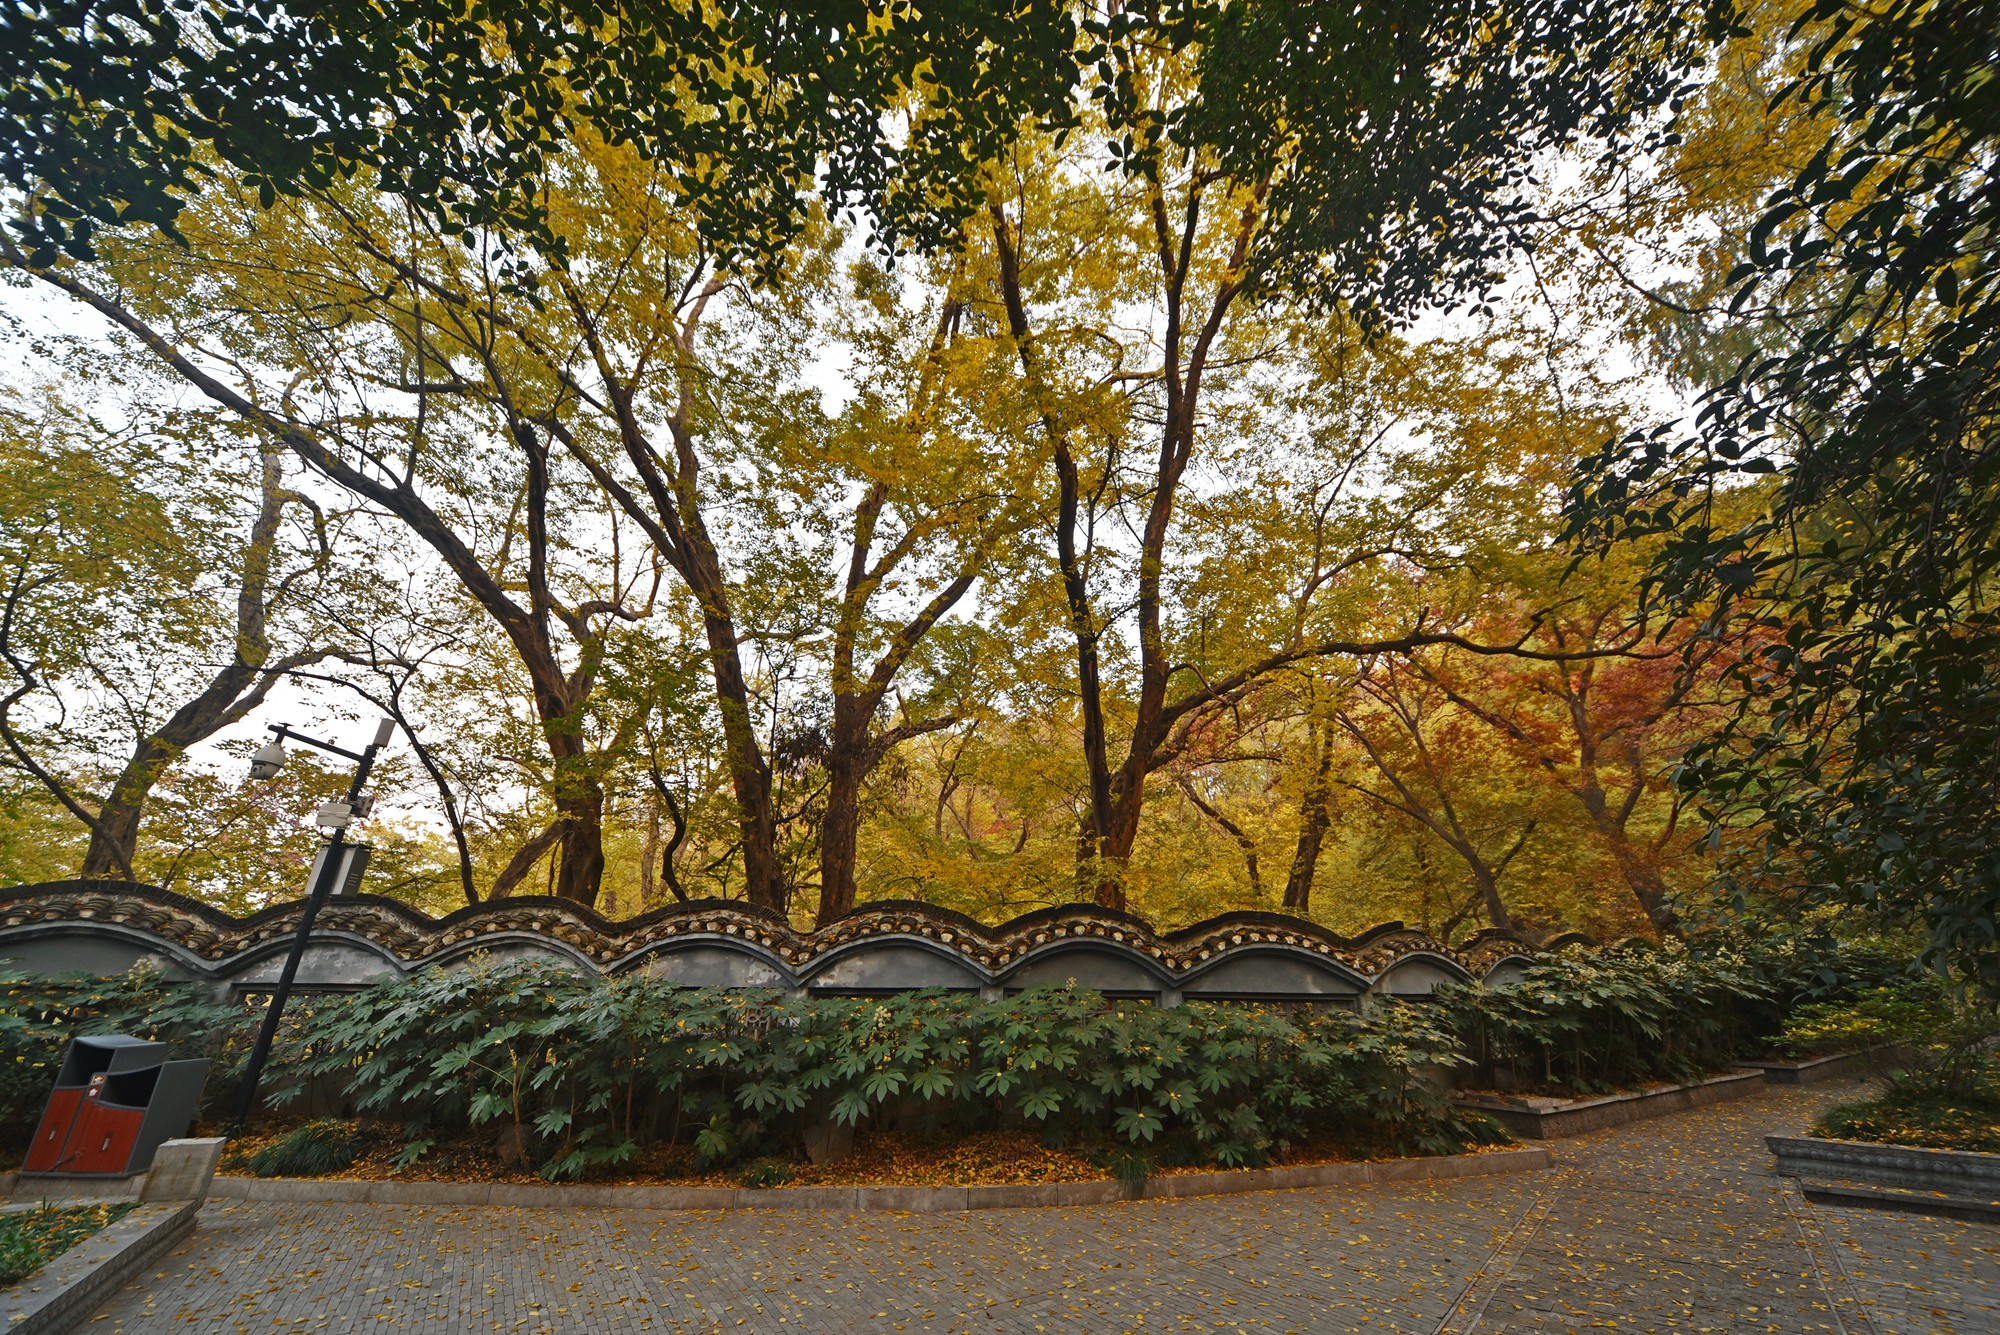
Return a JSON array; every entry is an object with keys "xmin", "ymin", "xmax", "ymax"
[
  {"xmin": 1469, "ymin": 859, "xmax": 1516, "ymax": 933},
  {"xmin": 699, "ymin": 601, "xmax": 783, "ymax": 911},
  {"xmin": 550, "ymin": 770, "xmax": 606, "ymax": 905},
  {"xmin": 80, "ymin": 445, "xmax": 302, "ymax": 879},
  {"xmin": 489, "ymin": 822, "xmax": 565, "ymax": 899},
  {"xmin": 816, "ymin": 742, "xmax": 867, "ymax": 926},
  {"xmin": 1283, "ymin": 729, "xmax": 1336, "ymax": 913},
  {"xmin": 80, "ymin": 739, "xmax": 169, "ymax": 879},
  {"xmin": 1600, "ymin": 822, "xmax": 1679, "ymax": 933},
  {"xmin": 1572, "ymin": 775, "xmax": 1680, "ymax": 933}
]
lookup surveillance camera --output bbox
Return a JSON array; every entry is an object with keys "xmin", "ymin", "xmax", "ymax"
[{"xmin": 249, "ymin": 740, "xmax": 289, "ymax": 780}]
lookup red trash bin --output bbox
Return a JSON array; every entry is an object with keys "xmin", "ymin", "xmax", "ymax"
[
  {"xmin": 21, "ymin": 1035, "xmax": 208, "ymax": 1178},
  {"xmin": 22, "ymin": 1085, "xmax": 85, "ymax": 1174}
]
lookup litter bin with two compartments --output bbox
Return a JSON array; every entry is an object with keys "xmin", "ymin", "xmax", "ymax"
[{"xmin": 22, "ymin": 1034, "xmax": 209, "ymax": 1178}]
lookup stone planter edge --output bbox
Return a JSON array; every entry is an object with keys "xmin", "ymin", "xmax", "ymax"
[
  {"xmin": 1767, "ymin": 1133, "xmax": 2000, "ymax": 1193},
  {"xmin": 207, "ymin": 1144, "xmax": 1552, "ymax": 1213},
  {"xmin": 0, "ymin": 1200, "xmax": 198, "ymax": 1335},
  {"xmin": 1455, "ymin": 1068, "xmax": 1766, "ymax": 1139},
  {"xmin": 1739, "ymin": 1046, "xmax": 1915, "ymax": 1085}
]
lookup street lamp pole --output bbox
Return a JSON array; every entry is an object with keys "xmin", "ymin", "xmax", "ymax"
[{"xmin": 229, "ymin": 717, "xmax": 395, "ymax": 1133}]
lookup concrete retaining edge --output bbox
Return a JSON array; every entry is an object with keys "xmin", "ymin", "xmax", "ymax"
[
  {"xmin": 1798, "ymin": 1178, "xmax": 2000, "ymax": 1225},
  {"xmin": 1768, "ymin": 1134, "xmax": 2000, "ymax": 1194},
  {"xmin": 1740, "ymin": 1046, "xmax": 1913, "ymax": 1085},
  {"xmin": 1456, "ymin": 1069, "xmax": 1766, "ymax": 1139},
  {"xmin": 208, "ymin": 1145, "xmax": 1553, "ymax": 1212},
  {"xmin": 0, "ymin": 1201, "xmax": 197, "ymax": 1335}
]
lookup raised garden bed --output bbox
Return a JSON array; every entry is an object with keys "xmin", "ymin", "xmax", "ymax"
[
  {"xmin": 1454, "ymin": 1069, "xmax": 1765, "ymax": 1139},
  {"xmin": 0, "ymin": 1205, "xmax": 132, "ymax": 1286},
  {"xmin": 1767, "ymin": 1134, "xmax": 2000, "ymax": 1196},
  {"xmin": 1738, "ymin": 1045, "xmax": 1913, "ymax": 1085},
  {"xmin": 0, "ymin": 1202, "xmax": 195, "ymax": 1335}
]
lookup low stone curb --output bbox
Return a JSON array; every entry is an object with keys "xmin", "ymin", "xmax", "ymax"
[
  {"xmin": 1740, "ymin": 1046, "xmax": 1913, "ymax": 1086},
  {"xmin": 6, "ymin": 1140, "xmax": 229, "ymax": 1209},
  {"xmin": 209, "ymin": 1145, "xmax": 1553, "ymax": 1213},
  {"xmin": 1456, "ymin": 1069, "xmax": 1766, "ymax": 1139},
  {"xmin": 0, "ymin": 1201, "xmax": 197, "ymax": 1335},
  {"xmin": 1768, "ymin": 1133, "xmax": 2000, "ymax": 1196},
  {"xmin": 1798, "ymin": 1177, "xmax": 2000, "ymax": 1225}
]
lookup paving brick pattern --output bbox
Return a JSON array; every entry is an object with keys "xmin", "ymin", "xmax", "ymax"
[{"xmin": 95, "ymin": 1083, "xmax": 1995, "ymax": 1334}]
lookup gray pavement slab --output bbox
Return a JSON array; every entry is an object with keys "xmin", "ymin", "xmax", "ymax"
[{"xmin": 90, "ymin": 1081, "xmax": 1996, "ymax": 1334}]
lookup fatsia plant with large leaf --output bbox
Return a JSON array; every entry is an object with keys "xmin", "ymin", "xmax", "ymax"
[{"xmin": 280, "ymin": 958, "xmax": 1480, "ymax": 1178}]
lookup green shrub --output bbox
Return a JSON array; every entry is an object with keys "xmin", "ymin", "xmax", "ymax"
[
  {"xmin": 278, "ymin": 958, "xmax": 1485, "ymax": 1179},
  {"xmin": 734, "ymin": 1157, "xmax": 793, "ymax": 1188},
  {"xmin": 1814, "ymin": 1052, "xmax": 2000, "ymax": 1153},
  {"xmin": 1719, "ymin": 933, "xmax": 1913, "ymax": 1047},
  {"xmin": 1438, "ymin": 943, "xmax": 1772, "ymax": 1095},
  {"xmin": 0, "ymin": 1205, "xmax": 133, "ymax": 1286},
  {"xmin": 0, "ymin": 1228, "xmax": 36, "ymax": 1286},
  {"xmin": 245, "ymin": 1121, "xmax": 362, "ymax": 1177},
  {"xmin": 1778, "ymin": 978, "xmax": 1955, "ymax": 1058},
  {"xmin": 1437, "ymin": 935, "xmax": 1924, "ymax": 1097}
]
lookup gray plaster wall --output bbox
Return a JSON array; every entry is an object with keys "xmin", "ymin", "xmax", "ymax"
[{"xmin": 0, "ymin": 884, "xmax": 1546, "ymax": 1006}]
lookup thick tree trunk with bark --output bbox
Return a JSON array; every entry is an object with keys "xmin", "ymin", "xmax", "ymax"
[
  {"xmin": 817, "ymin": 740, "xmax": 868, "ymax": 924},
  {"xmin": 1283, "ymin": 726, "xmax": 1336, "ymax": 913},
  {"xmin": 696, "ymin": 595, "xmax": 784, "ymax": 910}
]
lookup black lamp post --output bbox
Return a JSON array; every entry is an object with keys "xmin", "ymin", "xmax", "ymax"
[{"xmin": 229, "ymin": 717, "xmax": 394, "ymax": 1132}]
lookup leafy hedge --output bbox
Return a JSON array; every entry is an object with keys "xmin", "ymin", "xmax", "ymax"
[
  {"xmin": 1801, "ymin": 977, "xmax": 2000, "ymax": 1152},
  {"xmin": 274, "ymin": 960, "xmax": 1488, "ymax": 1179},
  {"xmin": 1435, "ymin": 936, "xmax": 1914, "ymax": 1096},
  {"xmin": 1778, "ymin": 979, "xmax": 1956, "ymax": 1059},
  {"xmin": 1, "ymin": 932, "xmax": 1920, "ymax": 1175}
]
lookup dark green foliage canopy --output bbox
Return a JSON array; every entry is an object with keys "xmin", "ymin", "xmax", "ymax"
[
  {"xmin": 1571, "ymin": 0, "xmax": 2000, "ymax": 990},
  {"xmin": 1166, "ymin": 0, "xmax": 1730, "ymax": 316},
  {"xmin": 9, "ymin": 0, "xmax": 1719, "ymax": 310},
  {"xmin": 1, "ymin": 0, "xmax": 1080, "ymax": 268}
]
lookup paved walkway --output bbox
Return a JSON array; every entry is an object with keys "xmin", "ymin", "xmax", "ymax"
[{"xmin": 96, "ymin": 1082, "xmax": 1995, "ymax": 1334}]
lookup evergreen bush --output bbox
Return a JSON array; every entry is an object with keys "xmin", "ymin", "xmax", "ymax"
[
  {"xmin": 1436, "ymin": 937, "xmax": 1917, "ymax": 1096},
  {"xmin": 277, "ymin": 958, "xmax": 1483, "ymax": 1179}
]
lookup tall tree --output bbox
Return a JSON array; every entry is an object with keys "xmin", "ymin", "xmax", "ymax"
[
  {"xmin": 2, "ymin": 181, "xmax": 663, "ymax": 905},
  {"xmin": 1334, "ymin": 656, "xmax": 1536, "ymax": 935},
  {"xmin": 0, "ymin": 385, "xmax": 347, "ymax": 881},
  {"xmin": 79, "ymin": 444, "xmax": 333, "ymax": 878},
  {"xmin": 975, "ymin": 0, "xmax": 1719, "ymax": 908}
]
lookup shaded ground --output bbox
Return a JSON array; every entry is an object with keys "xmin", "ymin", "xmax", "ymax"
[{"xmin": 94, "ymin": 1082, "xmax": 1997, "ymax": 1334}]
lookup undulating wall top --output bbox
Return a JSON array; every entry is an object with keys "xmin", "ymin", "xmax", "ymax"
[{"xmin": 0, "ymin": 881, "xmax": 1577, "ymax": 1004}]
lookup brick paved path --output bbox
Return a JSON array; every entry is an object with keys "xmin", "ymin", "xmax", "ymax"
[{"xmin": 96, "ymin": 1082, "xmax": 1995, "ymax": 1334}]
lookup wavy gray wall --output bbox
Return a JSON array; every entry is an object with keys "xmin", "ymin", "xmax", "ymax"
[{"xmin": 0, "ymin": 882, "xmax": 1557, "ymax": 1004}]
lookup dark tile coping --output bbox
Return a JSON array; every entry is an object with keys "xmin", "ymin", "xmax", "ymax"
[
  {"xmin": 1738, "ymin": 1046, "xmax": 1915, "ymax": 1085},
  {"xmin": 0, "ymin": 1201, "xmax": 197, "ymax": 1335},
  {"xmin": 205, "ymin": 1144, "xmax": 1553, "ymax": 1212},
  {"xmin": 1798, "ymin": 1177, "xmax": 2000, "ymax": 1225},
  {"xmin": 1454, "ymin": 1068, "xmax": 1767, "ymax": 1139},
  {"xmin": 1769, "ymin": 1133, "xmax": 2000, "ymax": 1196}
]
